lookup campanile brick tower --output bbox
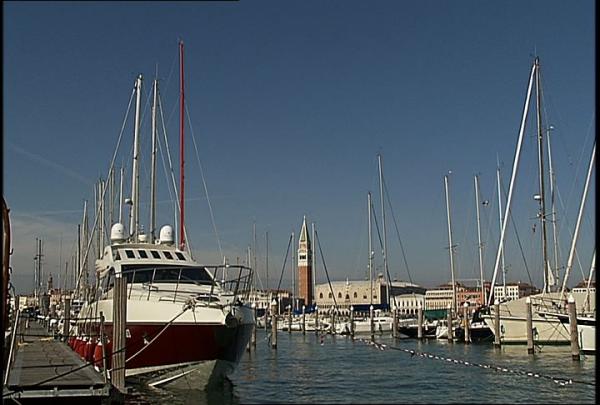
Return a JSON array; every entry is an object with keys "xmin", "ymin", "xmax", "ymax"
[{"xmin": 297, "ymin": 216, "xmax": 313, "ymax": 306}]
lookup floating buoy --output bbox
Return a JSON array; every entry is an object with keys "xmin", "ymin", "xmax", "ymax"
[{"xmin": 93, "ymin": 340, "xmax": 104, "ymax": 368}]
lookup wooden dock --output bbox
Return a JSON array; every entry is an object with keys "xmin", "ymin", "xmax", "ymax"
[{"xmin": 3, "ymin": 318, "xmax": 115, "ymax": 404}]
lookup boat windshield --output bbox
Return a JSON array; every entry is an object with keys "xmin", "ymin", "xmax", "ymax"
[{"xmin": 120, "ymin": 264, "xmax": 214, "ymax": 286}]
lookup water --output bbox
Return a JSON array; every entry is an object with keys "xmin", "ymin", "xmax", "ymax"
[{"xmin": 127, "ymin": 329, "xmax": 595, "ymax": 404}]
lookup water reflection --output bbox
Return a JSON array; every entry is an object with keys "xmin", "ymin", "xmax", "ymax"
[{"xmin": 127, "ymin": 377, "xmax": 240, "ymax": 405}]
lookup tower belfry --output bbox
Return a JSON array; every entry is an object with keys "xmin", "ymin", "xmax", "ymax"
[{"xmin": 297, "ymin": 215, "xmax": 313, "ymax": 306}]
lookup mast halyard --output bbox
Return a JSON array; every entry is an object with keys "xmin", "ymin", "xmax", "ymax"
[
  {"xmin": 546, "ymin": 126, "xmax": 560, "ymax": 291},
  {"xmin": 377, "ymin": 154, "xmax": 393, "ymax": 310},
  {"xmin": 368, "ymin": 192, "xmax": 373, "ymax": 309},
  {"xmin": 444, "ymin": 174, "xmax": 457, "ymax": 314},
  {"xmin": 496, "ymin": 165, "xmax": 507, "ymax": 299},
  {"xmin": 534, "ymin": 57, "xmax": 551, "ymax": 294},
  {"xmin": 179, "ymin": 40, "xmax": 186, "ymax": 251},
  {"xmin": 474, "ymin": 174, "xmax": 486, "ymax": 305}
]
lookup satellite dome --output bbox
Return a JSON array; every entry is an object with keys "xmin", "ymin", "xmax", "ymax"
[
  {"xmin": 110, "ymin": 223, "xmax": 126, "ymax": 243},
  {"xmin": 159, "ymin": 225, "xmax": 174, "ymax": 245}
]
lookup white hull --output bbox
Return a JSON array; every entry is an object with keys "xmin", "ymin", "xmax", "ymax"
[
  {"xmin": 578, "ymin": 321, "xmax": 595, "ymax": 353},
  {"xmin": 482, "ymin": 292, "xmax": 594, "ymax": 345}
]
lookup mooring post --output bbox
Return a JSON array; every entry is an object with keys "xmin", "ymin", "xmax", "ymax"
[
  {"xmin": 301, "ymin": 305, "xmax": 306, "ymax": 335},
  {"xmin": 63, "ymin": 297, "xmax": 71, "ymax": 342},
  {"xmin": 369, "ymin": 304, "xmax": 374, "ymax": 341},
  {"xmin": 271, "ymin": 299, "xmax": 278, "ymax": 349},
  {"xmin": 99, "ymin": 311, "xmax": 108, "ymax": 382},
  {"xmin": 568, "ymin": 295, "xmax": 580, "ymax": 361},
  {"xmin": 463, "ymin": 302, "xmax": 470, "ymax": 344},
  {"xmin": 417, "ymin": 303, "xmax": 423, "ymax": 340},
  {"xmin": 526, "ymin": 297, "xmax": 534, "ymax": 354},
  {"xmin": 350, "ymin": 305, "xmax": 355, "ymax": 338},
  {"xmin": 331, "ymin": 306, "xmax": 336, "ymax": 335},
  {"xmin": 112, "ymin": 275, "xmax": 127, "ymax": 393},
  {"xmin": 494, "ymin": 299, "xmax": 501, "ymax": 348},
  {"xmin": 447, "ymin": 303, "xmax": 453, "ymax": 342},
  {"xmin": 287, "ymin": 305, "xmax": 292, "ymax": 334},
  {"xmin": 315, "ymin": 305, "xmax": 319, "ymax": 335}
]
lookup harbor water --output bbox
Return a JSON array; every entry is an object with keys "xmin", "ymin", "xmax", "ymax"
[{"xmin": 126, "ymin": 328, "xmax": 595, "ymax": 404}]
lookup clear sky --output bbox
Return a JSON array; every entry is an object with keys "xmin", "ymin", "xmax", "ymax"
[{"xmin": 4, "ymin": 1, "xmax": 595, "ymax": 295}]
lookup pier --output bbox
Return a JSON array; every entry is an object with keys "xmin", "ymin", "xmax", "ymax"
[{"xmin": 3, "ymin": 315, "xmax": 115, "ymax": 404}]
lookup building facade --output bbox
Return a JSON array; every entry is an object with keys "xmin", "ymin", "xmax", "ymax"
[{"xmin": 493, "ymin": 281, "xmax": 538, "ymax": 302}]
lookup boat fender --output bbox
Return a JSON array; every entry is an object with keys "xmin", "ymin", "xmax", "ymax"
[{"xmin": 225, "ymin": 313, "xmax": 238, "ymax": 328}]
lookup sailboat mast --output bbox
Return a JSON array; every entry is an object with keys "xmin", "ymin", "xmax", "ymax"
[
  {"xmin": 534, "ymin": 57, "xmax": 550, "ymax": 294},
  {"xmin": 474, "ymin": 175, "xmax": 486, "ymax": 304},
  {"xmin": 496, "ymin": 166, "xmax": 507, "ymax": 298},
  {"xmin": 377, "ymin": 154, "xmax": 391, "ymax": 309},
  {"xmin": 311, "ymin": 222, "xmax": 316, "ymax": 305},
  {"xmin": 560, "ymin": 142, "xmax": 595, "ymax": 297},
  {"xmin": 487, "ymin": 60, "xmax": 536, "ymax": 307},
  {"xmin": 179, "ymin": 40, "xmax": 186, "ymax": 251},
  {"xmin": 118, "ymin": 166, "xmax": 124, "ymax": 224},
  {"xmin": 150, "ymin": 78, "xmax": 158, "ymax": 243},
  {"xmin": 130, "ymin": 74, "xmax": 143, "ymax": 242},
  {"xmin": 584, "ymin": 251, "xmax": 595, "ymax": 313},
  {"xmin": 368, "ymin": 192, "xmax": 373, "ymax": 308},
  {"xmin": 444, "ymin": 174, "xmax": 457, "ymax": 314},
  {"xmin": 546, "ymin": 127, "xmax": 560, "ymax": 290}
]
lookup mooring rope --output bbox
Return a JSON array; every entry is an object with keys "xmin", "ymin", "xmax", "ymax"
[{"xmin": 354, "ymin": 337, "xmax": 595, "ymax": 387}]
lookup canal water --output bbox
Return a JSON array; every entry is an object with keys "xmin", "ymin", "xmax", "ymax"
[{"xmin": 127, "ymin": 329, "xmax": 595, "ymax": 404}]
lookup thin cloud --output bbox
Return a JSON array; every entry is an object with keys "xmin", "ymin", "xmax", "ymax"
[{"xmin": 8, "ymin": 142, "xmax": 92, "ymax": 186}]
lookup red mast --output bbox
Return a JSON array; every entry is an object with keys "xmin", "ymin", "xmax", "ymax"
[{"xmin": 179, "ymin": 40, "xmax": 185, "ymax": 251}]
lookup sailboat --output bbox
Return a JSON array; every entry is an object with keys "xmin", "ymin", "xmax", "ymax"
[
  {"xmin": 73, "ymin": 43, "xmax": 254, "ymax": 388},
  {"xmin": 482, "ymin": 57, "xmax": 595, "ymax": 345}
]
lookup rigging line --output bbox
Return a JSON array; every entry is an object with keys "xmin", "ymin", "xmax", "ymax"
[
  {"xmin": 155, "ymin": 113, "xmax": 178, "ymax": 233},
  {"xmin": 563, "ymin": 113, "xmax": 595, "ymax": 216},
  {"xmin": 381, "ymin": 176, "xmax": 413, "ymax": 284},
  {"xmin": 157, "ymin": 89, "xmax": 189, "ymax": 255},
  {"xmin": 499, "ymin": 173, "xmax": 535, "ymax": 286},
  {"xmin": 184, "ymin": 102, "xmax": 224, "ymax": 259},
  {"xmin": 275, "ymin": 233, "xmax": 293, "ymax": 293},
  {"xmin": 315, "ymin": 229, "xmax": 338, "ymax": 309},
  {"xmin": 75, "ymin": 85, "xmax": 136, "ymax": 294}
]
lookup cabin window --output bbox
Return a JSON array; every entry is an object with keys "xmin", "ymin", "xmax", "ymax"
[
  {"xmin": 114, "ymin": 251, "xmax": 121, "ymax": 261},
  {"xmin": 150, "ymin": 251, "xmax": 160, "ymax": 259},
  {"xmin": 164, "ymin": 252, "xmax": 174, "ymax": 260},
  {"xmin": 138, "ymin": 250, "xmax": 148, "ymax": 259},
  {"xmin": 175, "ymin": 252, "xmax": 185, "ymax": 260},
  {"xmin": 125, "ymin": 250, "xmax": 135, "ymax": 259},
  {"xmin": 121, "ymin": 264, "xmax": 213, "ymax": 285}
]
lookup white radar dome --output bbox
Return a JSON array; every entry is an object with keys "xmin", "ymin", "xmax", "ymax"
[
  {"xmin": 110, "ymin": 223, "xmax": 126, "ymax": 243},
  {"xmin": 159, "ymin": 225, "xmax": 174, "ymax": 245},
  {"xmin": 138, "ymin": 233, "xmax": 148, "ymax": 243}
]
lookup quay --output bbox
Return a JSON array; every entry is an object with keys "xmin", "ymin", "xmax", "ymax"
[{"xmin": 3, "ymin": 315, "xmax": 117, "ymax": 404}]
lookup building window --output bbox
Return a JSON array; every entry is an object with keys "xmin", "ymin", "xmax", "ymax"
[
  {"xmin": 299, "ymin": 254, "xmax": 306, "ymax": 260},
  {"xmin": 320, "ymin": 293, "xmax": 323, "ymax": 299},
  {"xmin": 354, "ymin": 292, "xmax": 358, "ymax": 298},
  {"xmin": 329, "ymin": 293, "xmax": 332, "ymax": 298},
  {"xmin": 338, "ymin": 292, "xmax": 342, "ymax": 298},
  {"xmin": 345, "ymin": 294, "xmax": 350, "ymax": 300}
]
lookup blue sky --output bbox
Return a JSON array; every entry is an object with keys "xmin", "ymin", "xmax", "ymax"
[{"xmin": 4, "ymin": 1, "xmax": 595, "ymax": 295}]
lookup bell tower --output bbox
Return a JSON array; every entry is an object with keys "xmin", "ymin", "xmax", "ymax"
[{"xmin": 297, "ymin": 216, "xmax": 313, "ymax": 306}]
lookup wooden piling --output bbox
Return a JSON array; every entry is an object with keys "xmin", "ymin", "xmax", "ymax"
[
  {"xmin": 369, "ymin": 305, "xmax": 374, "ymax": 340},
  {"xmin": 315, "ymin": 306, "xmax": 319, "ymax": 335},
  {"xmin": 270, "ymin": 299, "xmax": 277, "ymax": 349},
  {"xmin": 493, "ymin": 299, "xmax": 501, "ymax": 348},
  {"xmin": 526, "ymin": 297, "xmax": 534, "ymax": 354},
  {"xmin": 251, "ymin": 302, "xmax": 257, "ymax": 348},
  {"xmin": 392, "ymin": 308, "xmax": 398, "ymax": 338},
  {"xmin": 463, "ymin": 302, "xmax": 470, "ymax": 344},
  {"xmin": 287, "ymin": 305, "xmax": 292, "ymax": 334},
  {"xmin": 568, "ymin": 295, "xmax": 580, "ymax": 361},
  {"xmin": 302, "ymin": 305, "xmax": 306, "ymax": 335},
  {"xmin": 447, "ymin": 303, "xmax": 453, "ymax": 342},
  {"xmin": 417, "ymin": 303, "xmax": 423, "ymax": 340},
  {"xmin": 111, "ymin": 276, "xmax": 127, "ymax": 393},
  {"xmin": 350, "ymin": 306, "xmax": 355, "ymax": 338},
  {"xmin": 331, "ymin": 306, "xmax": 336, "ymax": 335},
  {"xmin": 63, "ymin": 297, "xmax": 71, "ymax": 341}
]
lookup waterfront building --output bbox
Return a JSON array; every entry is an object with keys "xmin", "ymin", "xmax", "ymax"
[
  {"xmin": 571, "ymin": 279, "xmax": 595, "ymax": 294},
  {"xmin": 391, "ymin": 293, "xmax": 425, "ymax": 317},
  {"xmin": 315, "ymin": 276, "xmax": 424, "ymax": 312},
  {"xmin": 493, "ymin": 281, "xmax": 538, "ymax": 302}
]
